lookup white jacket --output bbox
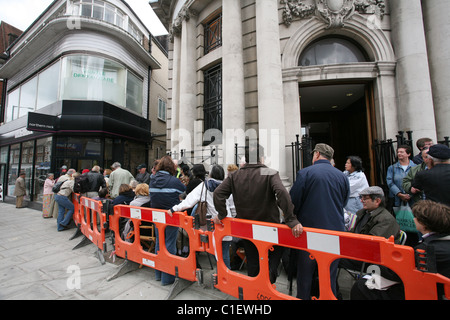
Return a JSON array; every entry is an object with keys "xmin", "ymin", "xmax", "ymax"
[{"xmin": 171, "ymin": 179, "xmax": 235, "ymax": 241}]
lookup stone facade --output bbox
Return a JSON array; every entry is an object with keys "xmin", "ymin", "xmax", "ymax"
[{"xmin": 152, "ymin": 0, "xmax": 449, "ymax": 184}]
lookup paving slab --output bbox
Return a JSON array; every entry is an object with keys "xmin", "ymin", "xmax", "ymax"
[{"xmin": 0, "ymin": 202, "xmax": 234, "ymax": 301}]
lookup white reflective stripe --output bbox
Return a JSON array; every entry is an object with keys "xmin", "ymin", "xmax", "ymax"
[
  {"xmin": 152, "ymin": 211, "xmax": 166, "ymax": 224},
  {"xmin": 130, "ymin": 208, "xmax": 141, "ymax": 219},
  {"xmin": 307, "ymin": 232, "xmax": 340, "ymax": 255},
  {"xmin": 252, "ymin": 225, "xmax": 279, "ymax": 244},
  {"xmin": 142, "ymin": 258, "xmax": 155, "ymax": 268}
]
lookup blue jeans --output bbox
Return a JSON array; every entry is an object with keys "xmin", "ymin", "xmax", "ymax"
[
  {"xmin": 155, "ymin": 226, "xmax": 179, "ymax": 285},
  {"xmin": 222, "ymin": 241, "xmax": 231, "ymax": 270},
  {"xmin": 55, "ymin": 194, "xmax": 74, "ymax": 231}
]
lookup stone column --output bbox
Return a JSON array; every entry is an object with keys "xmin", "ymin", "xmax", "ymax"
[
  {"xmin": 170, "ymin": 34, "xmax": 181, "ymax": 152},
  {"xmin": 222, "ymin": 0, "xmax": 246, "ymax": 166},
  {"xmin": 178, "ymin": 9, "xmax": 197, "ymax": 153},
  {"xmin": 422, "ymin": 0, "xmax": 450, "ymax": 141},
  {"xmin": 255, "ymin": 0, "xmax": 287, "ymax": 178},
  {"xmin": 390, "ymin": 0, "xmax": 437, "ymax": 146}
]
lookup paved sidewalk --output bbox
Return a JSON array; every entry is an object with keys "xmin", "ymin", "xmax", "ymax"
[{"xmin": 0, "ymin": 202, "xmax": 232, "ymax": 300}]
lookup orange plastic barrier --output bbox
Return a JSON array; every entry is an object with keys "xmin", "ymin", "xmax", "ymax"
[
  {"xmin": 110, "ymin": 205, "xmax": 203, "ymax": 283},
  {"xmin": 76, "ymin": 196, "xmax": 107, "ymax": 251},
  {"xmin": 69, "ymin": 196, "xmax": 450, "ymax": 300},
  {"xmin": 209, "ymin": 217, "xmax": 450, "ymax": 300}
]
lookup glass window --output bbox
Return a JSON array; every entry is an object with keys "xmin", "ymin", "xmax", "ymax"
[
  {"xmin": 115, "ymin": 11, "xmax": 124, "ymax": 28},
  {"xmin": 204, "ymin": 14, "xmax": 222, "ymax": 54},
  {"xmin": 21, "ymin": 141, "xmax": 34, "ymax": 200},
  {"xmin": 93, "ymin": 4, "xmax": 104, "ymax": 20},
  {"xmin": 18, "ymin": 77, "xmax": 38, "ymax": 118},
  {"xmin": 6, "ymin": 88, "xmax": 19, "ymax": 122},
  {"xmin": 0, "ymin": 147, "xmax": 8, "ymax": 163},
  {"xmin": 126, "ymin": 71, "xmax": 143, "ymax": 114},
  {"xmin": 203, "ymin": 64, "xmax": 222, "ymax": 137},
  {"xmin": 158, "ymin": 98, "xmax": 166, "ymax": 121},
  {"xmin": 299, "ymin": 37, "xmax": 369, "ymax": 66},
  {"xmin": 34, "ymin": 137, "xmax": 52, "ymax": 203},
  {"xmin": 37, "ymin": 61, "xmax": 60, "ymax": 109},
  {"xmin": 81, "ymin": 3, "xmax": 93, "ymax": 17},
  {"xmin": 105, "ymin": 3, "xmax": 115, "ymax": 24},
  {"xmin": 8, "ymin": 144, "xmax": 20, "ymax": 197},
  {"xmin": 61, "ymin": 55, "xmax": 126, "ymax": 107}
]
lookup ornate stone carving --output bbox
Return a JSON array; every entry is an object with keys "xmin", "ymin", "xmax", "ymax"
[
  {"xmin": 169, "ymin": 5, "xmax": 198, "ymax": 42},
  {"xmin": 281, "ymin": 0, "xmax": 385, "ymax": 28}
]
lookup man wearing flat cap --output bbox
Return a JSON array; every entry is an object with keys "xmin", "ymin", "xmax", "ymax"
[
  {"xmin": 349, "ymin": 186, "xmax": 400, "ymax": 240},
  {"xmin": 412, "ymin": 144, "xmax": 450, "ymax": 206},
  {"xmin": 340, "ymin": 186, "xmax": 401, "ymax": 272},
  {"xmin": 135, "ymin": 164, "xmax": 151, "ymax": 185},
  {"xmin": 290, "ymin": 143, "xmax": 350, "ymax": 300}
]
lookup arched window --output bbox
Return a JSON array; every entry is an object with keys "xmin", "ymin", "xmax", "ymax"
[{"xmin": 299, "ymin": 37, "xmax": 369, "ymax": 66}]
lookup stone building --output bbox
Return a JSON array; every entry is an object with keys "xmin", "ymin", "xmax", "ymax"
[
  {"xmin": 150, "ymin": 0, "xmax": 449, "ymax": 185},
  {"xmin": 0, "ymin": 0, "xmax": 168, "ymax": 207}
]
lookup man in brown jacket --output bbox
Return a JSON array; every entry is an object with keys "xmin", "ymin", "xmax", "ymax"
[
  {"xmin": 214, "ymin": 143, "xmax": 303, "ymax": 282},
  {"xmin": 14, "ymin": 172, "xmax": 26, "ymax": 208}
]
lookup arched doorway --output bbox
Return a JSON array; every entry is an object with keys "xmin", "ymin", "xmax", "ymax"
[
  {"xmin": 298, "ymin": 37, "xmax": 376, "ymax": 183},
  {"xmin": 281, "ymin": 15, "xmax": 397, "ymax": 185}
]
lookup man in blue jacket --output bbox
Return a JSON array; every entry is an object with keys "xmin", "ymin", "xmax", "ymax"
[{"xmin": 290, "ymin": 143, "xmax": 350, "ymax": 300}]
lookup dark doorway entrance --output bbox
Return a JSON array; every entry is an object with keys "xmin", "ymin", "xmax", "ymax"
[{"xmin": 300, "ymin": 83, "xmax": 375, "ymax": 184}]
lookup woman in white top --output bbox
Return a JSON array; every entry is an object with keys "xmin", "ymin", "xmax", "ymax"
[
  {"xmin": 343, "ymin": 156, "xmax": 369, "ymax": 214},
  {"xmin": 170, "ymin": 165, "xmax": 234, "ymax": 269}
]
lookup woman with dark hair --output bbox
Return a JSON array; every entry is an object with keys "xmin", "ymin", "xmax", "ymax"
[
  {"xmin": 186, "ymin": 164, "xmax": 206, "ymax": 195},
  {"xmin": 150, "ymin": 155, "xmax": 186, "ymax": 285},
  {"xmin": 343, "ymin": 155, "xmax": 369, "ymax": 215},
  {"xmin": 112, "ymin": 184, "xmax": 135, "ymax": 205},
  {"xmin": 169, "ymin": 164, "xmax": 234, "ymax": 269}
]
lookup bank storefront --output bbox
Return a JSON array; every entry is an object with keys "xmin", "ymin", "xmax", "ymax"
[{"xmin": 0, "ymin": 53, "xmax": 152, "ymax": 208}]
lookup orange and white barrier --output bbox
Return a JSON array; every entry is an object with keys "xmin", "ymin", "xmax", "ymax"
[
  {"xmin": 209, "ymin": 217, "xmax": 450, "ymax": 300},
  {"xmin": 70, "ymin": 195, "xmax": 450, "ymax": 300},
  {"xmin": 110, "ymin": 204, "xmax": 202, "ymax": 283}
]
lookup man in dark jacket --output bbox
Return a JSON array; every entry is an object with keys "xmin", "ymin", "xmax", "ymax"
[
  {"xmin": 135, "ymin": 164, "xmax": 151, "ymax": 185},
  {"xmin": 412, "ymin": 144, "xmax": 450, "ymax": 206},
  {"xmin": 290, "ymin": 143, "xmax": 350, "ymax": 300},
  {"xmin": 85, "ymin": 165, "xmax": 106, "ymax": 198},
  {"xmin": 340, "ymin": 186, "xmax": 400, "ymax": 271},
  {"xmin": 214, "ymin": 143, "xmax": 303, "ymax": 283}
]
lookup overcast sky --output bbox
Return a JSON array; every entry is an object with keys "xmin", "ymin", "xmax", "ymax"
[{"xmin": 0, "ymin": 0, "xmax": 168, "ymax": 35}]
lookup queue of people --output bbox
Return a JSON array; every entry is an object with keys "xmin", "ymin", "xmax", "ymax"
[{"xmin": 14, "ymin": 137, "xmax": 449, "ymax": 300}]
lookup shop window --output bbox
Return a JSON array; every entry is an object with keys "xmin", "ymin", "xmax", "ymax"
[
  {"xmin": 37, "ymin": 61, "xmax": 60, "ymax": 109},
  {"xmin": 126, "ymin": 71, "xmax": 143, "ymax": 114},
  {"xmin": 34, "ymin": 137, "xmax": 52, "ymax": 203},
  {"xmin": 18, "ymin": 77, "xmax": 38, "ymax": 118},
  {"xmin": 6, "ymin": 88, "xmax": 19, "ymax": 122},
  {"xmin": 61, "ymin": 55, "xmax": 127, "ymax": 107},
  {"xmin": 7, "ymin": 144, "xmax": 20, "ymax": 197},
  {"xmin": 21, "ymin": 141, "xmax": 34, "ymax": 200},
  {"xmin": 5, "ymin": 60, "xmax": 60, "ymax": 122},
  {"xmin": 61, "ymin": 54, "xmax": 143, "ymax": 114}
]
